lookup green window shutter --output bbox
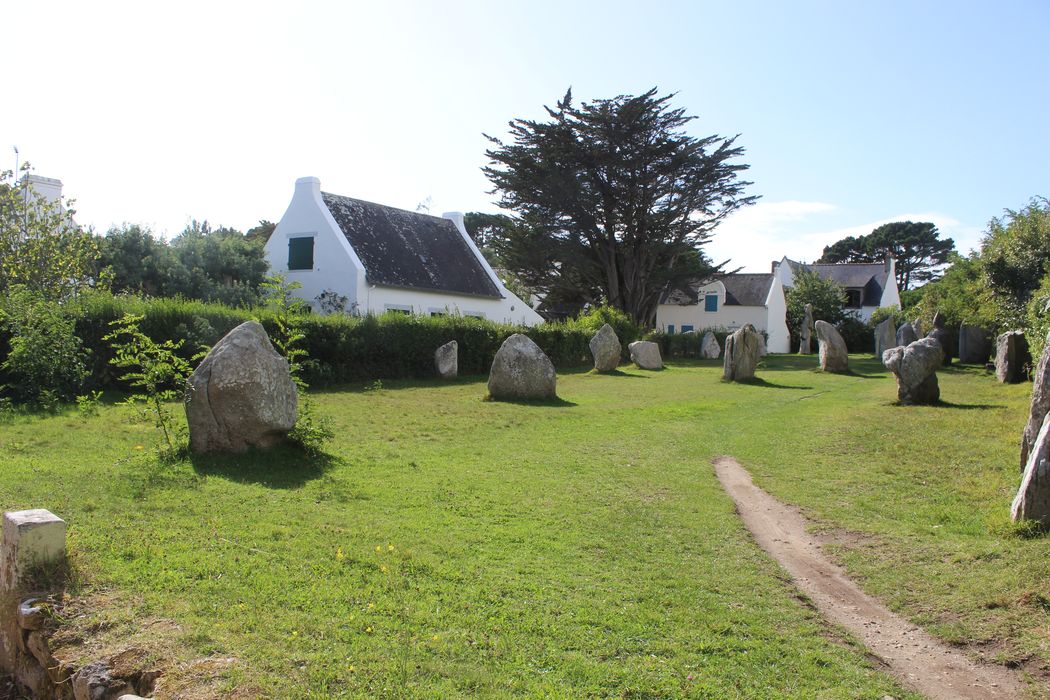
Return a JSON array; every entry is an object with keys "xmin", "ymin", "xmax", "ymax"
[
  {"xmin": 705, "ymin": 294, "xmax": 718, "ymax": 312},
  {"xmin": 288, "ymin": 237, "xmax": 314, "ymax": 270}
]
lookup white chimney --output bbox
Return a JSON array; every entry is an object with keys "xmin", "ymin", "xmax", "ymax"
[{"xmin": 22, "ymin": 175, "xmax": 63, "ymax": 206}]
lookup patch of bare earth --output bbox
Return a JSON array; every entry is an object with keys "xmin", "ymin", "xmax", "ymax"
[
  {"xmin": 713, "ymin": 455, "xmax": 1043, "ymax": 700},
  {"xmin": 45, "ymin": 589, "xmax": 254, "ymax": 699}
]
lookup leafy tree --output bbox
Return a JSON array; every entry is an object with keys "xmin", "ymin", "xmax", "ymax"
[
  {"xmin": 483, "ymin": 88, "xmax": 758, "ymax": 326},
  {"xmin": 0, "ymin": 165, "xmax": 101, "ymax": 300},
  {"xmin": 980, "ymin": 197, "xmax": 1050, "ymax": 329},
  {"xmin": 98, "ymin": 223, "xmax": 176, "ymax": 297},
  {"xmin": 910, "ymin": 252, "xmax": 994, "ymax": 330},
  {"xmin": 784, "ymin": 268, "xmax": 846, "ymax": 349},
  {"xmin": 817, "ymin": 221, "xmax": 954, "ymax": 290},
  {"xmin": 245, "ymin": 220, "xmax": 276, "ymax": 243}
]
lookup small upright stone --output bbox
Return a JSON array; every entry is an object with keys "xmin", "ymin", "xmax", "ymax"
[
  {"xmin": 700, "ymin": 331, "xmax": 721, "ymax": 359},
  {"xmin": 628, "ymin": 341, "xmax": 663, "ymax": 370},
  {"xmin": 185, "ymin": 321, "xmax": 298, "ymax": 453},
  {"xmin": 874, "ymin": 317, "xmax": 897, "ymax": 357},
  {"xmin": 723, "ymin": 324, "xmax": 763, "ymax": 382},
  {"xmin": 589, "ymin": 324, "xmax": 621, "ymax": 372},
  {"xmin": 883, "ymin": 337, "xmax": 942, "ymax": 405},
  {"xmin": 487, "ymin": 334, "xmax": 557, "ymax": 400},
  {"xmin": 1021, "ymin": 330, "xmax": 1050, "ymax": 469},
  {"xmin": 896, "ymin": 322, "xmax": 919, "ymax": 347},
  {"xmin": 926, "ymin": 312, "xmax": 954, "ymax": 365},
  {"xmin": 995, "ymin": 330, "xmax": 1030, "ymax": 383},
  {"xmin": 1012, "ymin": 412, "xmax": 1050, "ymax": 525},
  {"xmin": 958, "ymin": 325, "xmax": 990, "ymax": 364},
  {"xmin": 799, "ymin": 303, "xmax": 815, "ymax": 354},
  {"xmin": 815, "ymin": 320, "xmax": 848, "ymax": 373},
  {"xmin": 434, "ymin": 340, "xmax": 458, "ymax": 379}
]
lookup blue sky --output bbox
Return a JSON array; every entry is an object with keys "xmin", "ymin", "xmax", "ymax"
[{"xmin": 3, "ymin": 0, "xmax": 1047, "ymax": 271}]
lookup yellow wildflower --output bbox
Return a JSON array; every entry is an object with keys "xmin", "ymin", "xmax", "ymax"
[
  {"xmin": 336, "ymin": 547, "xmax": 344, "ymax": 561},
  {"xmin": 431, "ymin": 634, "xmax": 439, "ymax": 641},
  {"xmin": 380, "ymin": 564, "xmax": 388, "ymax": 573},
  {"xmin": 387, "ymin": 544, "xmax": 395, "ymax": 551},
  {"xmin": 365, "ymin": 626, "xmax": 373, "ymax": 634}
]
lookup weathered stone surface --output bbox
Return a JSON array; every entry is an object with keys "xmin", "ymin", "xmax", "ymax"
[
  {"xmin": 1013, "ymin": 412, "xmax": 1050, "ymax": 524},
  {"xmin": 723, "ymin": 324, "xmax": 763, "ymax": 382},
  {"xmin": 995, "ymin": 330, "xmax": 1030, "ymax": 384},
  {"xmin": 757, "ymin": 334, "xmax": 768, "ymax": 357},
  {"xmin": 185, "ymin": 321, "xmax": 298, "ymax": 453},
  {"xmin": 926, "ymin": 312, "xmax": 954, "ymax": 365},
  {"xmin": 882, "ymin": 337, "xmax": 943, "ymax": 405},
  {"xmin": 487, "ymin": 334, "xmax": 557, "ymax": 400},
  {"xmin": 25, "ymin": 630, "xmax": 52, "ymax": 669},
  {"xmin": 628, "ymin": 341, "xmax": 663, "ymax": 370},
  {"xmin": 589, "ymin": 324, "xmax": 621, "ymax": 372},
  {"xmin": 911, "ymin": 318, "xmax": 924, "ymax": 338},
  {"xmin": 17, "ymin": 599, "xmax": 47, "ymax": 631},
  {"xmin": 700, "ymin": 331, "xmax": 721, "ymax": 359},
  {"xmin": 1021, "ymin": 330, "xmax": 1050, "ymax": 469},
  {"xmin": 896, "ymin": 322, "xmax": 919, "ymax": 347},
  {"xmin": 815, "ymin": 320, "xmax": 849, "ymax": 373},
  {"xmin": 874, "ymin": 318, "xmax": 897, "ymax": 358},
  {"xmin": 799, "ymin": 303, "xmax": 814, "ymax": 354},
  {"xmin": 958, "ymin": 325, "xmax": 990, "ymax": 364},
  {"xmin": 434, "ymin": 340, "xmax": 458, "ymax": 379},
  {"xmin": 73, "ymin": 661, "xmax": 131, "ymax": 700}
]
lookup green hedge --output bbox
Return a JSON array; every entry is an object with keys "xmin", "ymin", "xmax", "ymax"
[{"xmin": 1, "ymin": 294, "xmax": 636, "ymax": 393}]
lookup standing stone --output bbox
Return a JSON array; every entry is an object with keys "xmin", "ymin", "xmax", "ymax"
[
  {"xmin": 700, "ymin": 331, "xmax": 721, "ymax": 359},
  {"xmin": 882, "ymin": 338, "xmax": 943, "ymax": 405},
  {"xmin": 487, "ymin": 334, "xmax": 556, "ymax": 400},
  {"xmin": 896, "ymin": 322, "xmax": 919, "ymax": 347},
  {"xmin": 757, "ymin": 334, "xmax": 768, "ymax": 357},
  {"xmin": 628, "ymin": 341, "xmax": 663, "ymax": 370},
  {"xmin": 911, "ymin": 318, "xmax": 924, "ymax": 338},
  {"xmin": 815, "ymin": 320, "xmax": 849, "ymax": 373},
  {"xmin": 958, "ymin": 325, "xmax": 990, "ymax": 364},
  {"xmin": 874, "ymin": 318, "xmax": 897, "ymax": 358},
  {"xmin": 1020, "ymin": 330, "xmax": 1050, "ymax": 469},
  {"xmin": 995, "ymin": 330, "xmax": 1030, "ymax": 383},
  {"xmin": 926, "ymin": 312, "xmax": 954, "ymax": 365},
  {"xmin": 434, "ymin": 340, "xmax": 458, "ymax": 379},
  {"xmin": 1012, "ymin": 412, "xmax": 1050, "ymax": 524},
  {"xmin": 185, "ymin": 321, "xmax": 298, "ymax": 453},
  {"xmin": 723, "ymin": 324, "xmax": 763, "ymax": 382},
  {"xmin": 799, "ymin": 303, "xmax": 815, "ymax": 354},
  {"xmin": 589, "ymin": 324, "xmax": 621, "ymax": 372}
]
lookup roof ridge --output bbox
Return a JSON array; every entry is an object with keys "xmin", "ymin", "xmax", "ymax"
[{"xmin": 321, "ymin": 191, "xmax": 453, "ymax": 224}]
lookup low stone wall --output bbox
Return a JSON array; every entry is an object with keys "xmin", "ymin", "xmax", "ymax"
[{"xmin": 1, "ymin": 509, "xmax": 157, "ymax": 700}]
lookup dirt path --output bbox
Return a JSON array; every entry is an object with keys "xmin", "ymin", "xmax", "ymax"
[{"xmin": 712, "ymin": 455, "xmax": 1031, "ymax": 700}]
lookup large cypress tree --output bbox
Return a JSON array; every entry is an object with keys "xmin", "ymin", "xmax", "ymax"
[
  {"xmin": 482, "ymin": 88, "xmax": 758, "ymax": 326},
  {"xmin": 817, "ymin": 221, "xmax": 955, "ymax": 291}
]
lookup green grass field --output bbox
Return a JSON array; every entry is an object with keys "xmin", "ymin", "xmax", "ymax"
[{"xmin": 1, "ymin": 355, "xmax": 1045, "ymax": 698}]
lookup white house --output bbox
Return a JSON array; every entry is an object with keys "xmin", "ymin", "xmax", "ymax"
[
  {"xmin": 265, "ymin": 177, "xmax": 543, "ymax": 325},
  {"xmin": 656, "ymin": 257, "xmax": 900, "ymax": 354}
]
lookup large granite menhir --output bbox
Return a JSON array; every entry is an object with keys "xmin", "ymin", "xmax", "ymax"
[
  {"xmin": 874, "ymin": 317, "xmax": 896, "ymax": 358},
  {"xmin": 883, "ymin": 337, "xmax": 942, "ymax": 405},
  {"xmin": 1013, "ymin": 412, "xmax": 1050, "ymax": 525},
  {"xmin": 1021, "ymin": 330, "xmax": 1050, "ymax": 469},
  {"xmin": 995, "ymin": 330, "xmax": 1029, "ymax": 383},
  {"xmin": 815, "ymin": 320, "xmax": 848, "ymax": 373},
  {"xmin": 589, "ymin": 324, "xmax": 621, "ymax": 372},
  {"xmin": 185, "ymin": 321, "xmax": 298, "ymax": 453},
  {"xmin": 435, "ymin": 340, "xmax": 458, "ymax": 379},
  {"xmin": 723, "ymin": 324, "xmax": 762, "ymax": 382},
  {"xmin": 700, "ymin": 331, "xmax": 721, "ymax": 359},
  {"xmin": 926, "ymin": 312, "xmax": 954, "ymax": 365},
  {"xmin": 958, "ymin": 325, "xmax": 990, "ymax": 364},
  {"xmin": 487, "ymin": 334, "xmax": 557, "ymax": 400},
  {"xmin": 799, "ymin": 303, "xmax": 814, "ymax": 354},
  {"xmin": 628, "ymin": 341, "xmax": 663, "ymax": 370}
]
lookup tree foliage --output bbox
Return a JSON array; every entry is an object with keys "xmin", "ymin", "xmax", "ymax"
[
  {"xmin": 0, "ymin": 165, "xmax": 102, "ymax": 300},
  {"xmin": 980, "ymin": 197, "xmax": 1050, "ymax": 329},
  {"xmin": 483, "ymin": 88, "xmax": 758, "ymax": 326},
  {"xmin": 784, "ymin": 268, "xmax": 847, "ymax": 349},
  {"xmin": 817, "ymin": 221, "xmax": 954, "ymax": 291},
  {"xmin": 99, "ymin": 220, "xmax": 269, "ymax": 306}
]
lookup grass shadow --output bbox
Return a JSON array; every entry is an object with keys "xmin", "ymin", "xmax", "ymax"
[
  {"xmin": 735, "ymin": 377, "xmax": 813, "ymax": 390},
  {"xmin": 484, "ymin": 395, "xmax": 578, "ymax": 407},
  {"xmin": 590, "ymin": 368, "xmax": 649, "ymax": 379},
  {"xmin": 934, "ymin": 400, "xmax": 1007, "ymax": 410},
  {"xmin": 189, "ymin": 444, "xmax": 339, "ymax": 488}
]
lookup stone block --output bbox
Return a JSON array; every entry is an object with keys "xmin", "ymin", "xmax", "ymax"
[{"xmin": 2, "ymin": 510, "xmax": 66, "ymax": 593}]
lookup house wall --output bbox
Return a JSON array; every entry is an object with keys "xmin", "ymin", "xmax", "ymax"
[
  {"xmin": 265, "ymin": 177, "xmax": 544, "ymax": 326},
  {"xmin": 656, "ymin": 282, "xmax": 770, "ymax": 335}
]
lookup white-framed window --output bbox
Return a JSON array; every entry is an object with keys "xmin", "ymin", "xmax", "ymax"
[
  {"xmin": 384, "ymin": 304, "xmax": 412, "ymax": 315},
  {"xmin": 463, "ymin": 311, "xmax": 485, "ymax": 319}
]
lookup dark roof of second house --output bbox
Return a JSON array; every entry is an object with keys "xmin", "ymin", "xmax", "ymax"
[
  {"xmin": 321, "ymin": 193, "xmax": 501, "ymax": 299},
  {"xmin": 660, "ymin": 273, "xmax": 774, "ymax": 307},
  {"xmin": 784, "ymin": 259, "xmax": 890, "ymax": 306},
  {"xmin": 722, "ymin": 273, "xmax": 774, "ymax": 306}
]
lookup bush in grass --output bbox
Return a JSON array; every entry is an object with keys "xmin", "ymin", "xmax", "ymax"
[
  {"xmin": 0, "ymin": 287, "xmax": 89, "ymax": 406},
  {"xmin": 645, "ymin": 328, "xmax": 732, "ymax": 358}
]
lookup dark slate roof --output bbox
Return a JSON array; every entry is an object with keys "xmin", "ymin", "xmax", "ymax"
[
  {"xmin": 804, "ymin": 262, "xmax": 889, "ymax": 306},
  {"xmin": 722, "ymin": 273, "xmax": 774, "ymax": 306},
  {"xmin": 321, "ymin": 192, "xmax": 502, "ymax": 299},
  {"xmin": 659, "ymin": 273, "xmax": 773, "ymax": 307}
]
